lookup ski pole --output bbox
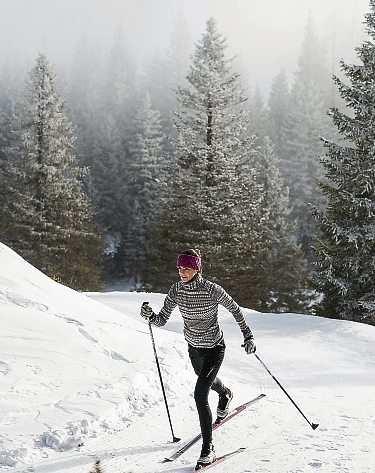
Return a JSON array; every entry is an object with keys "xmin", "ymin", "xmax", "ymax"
[
  {"xmin": 145, "ymin": 304, "xmax": 180, "ymax": 443},
  {"xmin": 254, "ymin": 353, "xmax": 319, "ymax": 431}
]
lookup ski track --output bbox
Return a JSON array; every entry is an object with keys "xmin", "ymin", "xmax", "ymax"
[
  {"xmin": 8, "ymin": 397, "xmax": 375, "ymax": 473},
  {"xmin": 14, "ymin": 382, "xmax": 375, "ymax": 473},
  {"xmin": 0, "ymin": 289, "xmax": 49, "ymax": 312},
  {"xmin": 7, "ymin": 331, "xmax": 374, "ymax": 473},
  {"xmin": 0, "ymin": 361, "xmax": 10, "ymax": 375}
]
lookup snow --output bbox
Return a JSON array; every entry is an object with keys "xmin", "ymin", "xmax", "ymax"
[{"xmin": 1, "ymin": 241, "xmax": 375, "ymax": 473}]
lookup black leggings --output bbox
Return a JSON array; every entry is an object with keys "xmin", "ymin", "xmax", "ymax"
[{"xmin": 188, "ymin": 342, "xmax": 226, "ymax": 446}]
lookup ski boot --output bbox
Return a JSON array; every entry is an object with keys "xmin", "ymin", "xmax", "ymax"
[
  {"xmin": 215, "ymin": 387, "xmax": 233, "ymax": 423},
  {"xmin": 195, "ymin": 442, "xmax": 216, "ymax": 470}
]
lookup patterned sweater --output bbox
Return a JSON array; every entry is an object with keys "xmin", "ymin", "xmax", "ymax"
[{"xmin": 151, "ymin": 275, "xmax": 253, "ymax": 348}]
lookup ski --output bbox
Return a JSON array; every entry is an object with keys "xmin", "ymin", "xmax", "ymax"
[
  {"xmin": 162, "ymin": 393, "xmax": 265, "ymax": 463},
  {"xmin": 195, "ymin": 447, "xmax": 246, "ymax": 471}
]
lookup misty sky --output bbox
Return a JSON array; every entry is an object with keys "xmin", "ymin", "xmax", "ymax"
[{"xmin": 0, "ymin": 0, "xmax": 371, "ymax": 92}]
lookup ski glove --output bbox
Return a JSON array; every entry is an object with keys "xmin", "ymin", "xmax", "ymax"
[
  {"xmin": 141, "ymin": 301, "xmax": 154, "ymax": 321},
  {"xmin": 242, "ymin": 335, "xmax": 256, "ymax": 354}
]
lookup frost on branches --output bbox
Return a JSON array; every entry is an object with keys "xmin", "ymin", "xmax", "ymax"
[
  {"xmin": 124, "ymin": 93, "xmax": 168, "ymax": 287},
  {"xmin": 146, "ymin": 19, "xmax": 260, "ymax": 297},
  {"xmin": 3, "ymin": 54, "xmax": 102, "ymax": 290},
  {"xmin": 148, "ymin": 19, "xmax": 307, "ymax": 311},
  {"xmin": 313, "ymin": 2, "xmax": 375, "ymax": 324}
]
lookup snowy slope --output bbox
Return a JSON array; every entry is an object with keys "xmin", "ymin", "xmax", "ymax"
[
  {"xmin": 1, "ymin": 242, "xmax": 375, "ymax": 473},
  {"xmin": 0, "ymin": 243, "xmax": 190, "ymax": 468}
]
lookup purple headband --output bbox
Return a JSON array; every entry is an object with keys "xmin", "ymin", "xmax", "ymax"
[{"xmin": 176, "ymin": 254, "xmax": 202, "ymax": 271}]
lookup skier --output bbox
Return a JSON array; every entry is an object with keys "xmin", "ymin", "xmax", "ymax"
[{"xmin": 141, "ymin": 248, "xmax": 256, "ymax": 470}]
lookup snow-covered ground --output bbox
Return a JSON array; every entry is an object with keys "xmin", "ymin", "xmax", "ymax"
[{"xmin": 1, "ymin": 242, "xmax": 375, "ymax": 473}]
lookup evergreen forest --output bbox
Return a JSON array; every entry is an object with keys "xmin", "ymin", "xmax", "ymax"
[{"xmin": 1, "ymin": 3, "xmax": 374, "ymax": 325}]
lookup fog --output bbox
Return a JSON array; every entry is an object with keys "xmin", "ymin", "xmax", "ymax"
[
  {"xmin": 0, "ymin": 0, "xmax": 372, "ymax": 315},
  {"xmin": 0, "ymin": 0, "xmax": 370, "ymax": 92}
]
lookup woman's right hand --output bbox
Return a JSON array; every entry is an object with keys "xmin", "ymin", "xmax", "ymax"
[{"xmin": 141, "ymin": 301, "xmax": 154, "ymax": 321}]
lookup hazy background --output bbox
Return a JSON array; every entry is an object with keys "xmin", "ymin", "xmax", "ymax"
[
  {"xmin": 1, "ymin": 0, "xmax": 373, "ymax": 312},
  {"xmin": 0, "ymin": 0, "xmax": 370, "ymax": 92}
]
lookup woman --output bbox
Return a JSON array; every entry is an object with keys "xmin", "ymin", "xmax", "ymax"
[{"xmin": 141, "ymin": 249, "xmax": 256, "ymax": 469}]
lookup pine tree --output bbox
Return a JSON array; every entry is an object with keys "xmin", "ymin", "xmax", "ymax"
[
  {"xmin": 4, "ymin": 54, "xmax": 103, "ymax": 290},
  {"xmin": 67, "ymin": 35, "xmax": 100, "ymax": 170},
  {"xmin": 90, "ymin": 114, "xmax": 129, "ymax": 237},
  {"xmin": 247, "ymin": 85, "xmax": 268, "ymax": 143},
  {"xmin": 267, "ymin": 69, "xmax": 290, "ymax": 166},
  {"xmin": 285, "ymin": 80, "xmax": 328, "ymax": 257},
  {"xmin": 69, "ymin": 32, "xmax": 137, "ymax": 277},
  {"xmin": 251, "ymin": 138, "xmax": 309, "ymax": 312},
  {"xmin": 296, "ymin": 14, "xmax": 331, "ymax": 107},
  {"xmin": 102, "ymin": 28, "xmax": 135, "ymax": 118},
  {"xmin": 0, "ymin": 79, "xmax": 16, "ymax": 236},
  {"xmin": 313, "ymin": 2, "xmax": 375, "ymax": 325},
  {"xmin": 283, "ymin": 17, "xmax": 333, "ymax": 260},
  {"xmin": 124, "ymin": 93, "xmax": 167, "ymax": 286},
  {"xmin": 146, "ymin": 18, "xmax": 262, "ymax": 302}
]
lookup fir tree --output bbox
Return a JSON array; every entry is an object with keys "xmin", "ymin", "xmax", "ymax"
[
  {"xmin": 0, "ymin": 79, "xmax": 16, "ymax": 236},
  {"xmin": 124, "ymin": 93, "xmax": 167, "ymax": 286},
  {"xmin": 284, "ymin": 80, "xmax": 328, "ymax": 257},
  {"xmin": 247, "ymin": 85, "xmax": 268, "ymax": 144},
  {"xmin": 283, "ymin": 17, "xmax": 333, "ymax": 260},
  {"xmin": 313, "ymin": 2, "xmax": 375, "ymax": 325},
  {"xmin": 146, "ymin": 18, "xmax": 263, "ymax": 303},
  {"xmin": 103, "ymin": 28, "xmax": 135, "ymax": 118},
  {"xmin": 296, "ymin": 14, "xmax": 331, "ymax": 107},
  {"xmin": 251, "ymin": 138, "xmax": 309, "ymax": 312},
  {"xmin": 68, "ymin": 32, "xmax": 136, "ymax": 277},
  {"xmin": 67, "ymin": 35, "xmax": 100, "ymax": 171},
  {"xmin": 267, "ymin": 69, "xmax": 290, "ymax": 166},
  {"xmin": 4, "ymin": 54, "xmax": 103, "ymax": 290}
]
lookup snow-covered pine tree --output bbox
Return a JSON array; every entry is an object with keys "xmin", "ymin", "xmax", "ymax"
[
  {"xmin": 313, "ymin": 2, "xmax": 375, "ymax": 325},
  {"xmin": 283, "ymin": 17, "xmax": 332, "ymax": 260},
  {"xmin": 0, "ymin": 68, "xmax": 22, "ymax": 180},
  {"xmin": 89, "ymin": 114, "xmax": 129, "ymax": 249},
  {"xmin": 284, "ymin": 80, "xmax": 328, "ymax": 257},
  {"xmin": 0, "ymin": 77, "xmax": 14, "ymax": 161},
  {"xmin": 102, "ymin": 28, "xmax": 135, "ymax": 118},
  {"xmin": 67, "ymin": 36, "xmax": 99, "ymax": 171},
  {"xmin": 146, "ymin": 18, "xmax": 262, "ymax": 300},
  {"xmin": 247, "ymin": 85, "xmax": 268, "ymax": 144},
  {"xmin": 0, "ymin": 75, "xmax": 17, "ymax": 236},
  {"xmin": 267, "ymin": 69, "xmax": 290, "ymax": 168},
  {"xmin": 296, "ymin": 15, "xmax": 331, "ymax": 107},
  {"xmin": 70, "ymin": 32, "xmax": 137, "ymax": 277},
  {"xmin": 124, "ymin": 93, "xmax": 167, "ymax": 286},
  {"xmin": 5, "ymin": 54, "xmax": 103, "ymax": 290},
  {"xmin": 95, "ymin": 31, "xmax": 138, "ymax": 276},
  {"xmin": 250, "ymin": 138, "xmax": 309, "ymax": 312}
]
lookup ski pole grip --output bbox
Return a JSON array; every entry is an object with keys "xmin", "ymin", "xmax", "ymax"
[{"xmin": 142, "ymin": 301, "xmax": 153, "ymax": 323}]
